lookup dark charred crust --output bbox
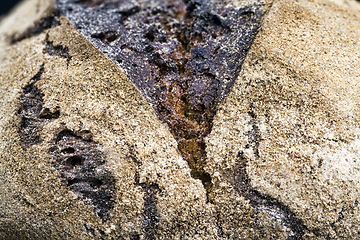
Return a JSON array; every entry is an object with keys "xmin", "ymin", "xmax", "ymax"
[
  {"xmin": 55, "ymin": 0, "xmax": 301, "ymax": 236},
  {"xmin": 79, "ymin": 0, "xmax": 104, "ymax": 8},
  {"xmin": 43, "ymin": 34, "xmax": 72, "ymax": 65},
  {"xmin": 140, "ymin": 182, "xmax": 161, "ymax": 239},
  {"xmin": 57, "ymin": 0, "xmax": 268, "ymax": 203},
  {"xmin": 91, "ymin": 31, "xmax": 118, "ymax": 44},
  {"xmin": 17, "ymin": 64, "xmax": 49, "ymax": 148},
  {"xmin": 50, "ymin": 129, "xmax": 116, "ymax": 221}
]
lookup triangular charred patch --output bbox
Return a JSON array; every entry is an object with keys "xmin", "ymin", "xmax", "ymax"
[{"xmin": 57, "ymin": 0, "xmax": 271, "ymax": 200}]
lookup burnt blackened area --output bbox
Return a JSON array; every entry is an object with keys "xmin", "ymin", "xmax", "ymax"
[
  {"xmin": 17, "ymin": 64, "xmax": 62, "ymax": 148},
  {"xmin": 91, "ymin": 31, "xmax": 118, "ymax": 44},
  {"xmin": 56, "ymin": 0, "xmax": 268, "ymax": 201},
  {"xmin": 43, "ymin": 34, "xmax": 72, "ymax": 65},
  {"xmin": 55, "ymin": 0, "xmax": 310, "ymax": 237},
  {"xmin": 17, "ymin": 66, "xmax": 45, "ymax": 147},
  {"xmin": 79, "ymin": 0, "xmax": 104, "ymax": 7},
  {"xmin": 140, "ymin": 182, "xmax": 161, "ymax": 239},
  {"xmin": 50, "ymin": 129, "xmax": 116, "ymax": 221},
  {"xmin": 17, "ymin": 64, "xmax": 60, "ymax": 148}
]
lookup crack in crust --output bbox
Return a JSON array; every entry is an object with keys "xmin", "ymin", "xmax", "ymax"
[
  {"xmin": 57, "ymin": 0, "xmax": 269, "ymax": 204},
  {"xmin": 54, "ymin": 0, "xmax": 308, "ymax": 238}
]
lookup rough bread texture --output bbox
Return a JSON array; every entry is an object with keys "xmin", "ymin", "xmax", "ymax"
[
  {"xmin": 206, "ymin": 0, "xmax": 360, "ymax": 238},
  {"xmin": 0, "ymin": 0, "xmax": 359, "ymax": 239}
]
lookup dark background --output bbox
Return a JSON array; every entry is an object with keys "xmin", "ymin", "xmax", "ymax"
[{"xmin": 0, "ymin": 0, "xmax": 22, "ymax": 16}]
